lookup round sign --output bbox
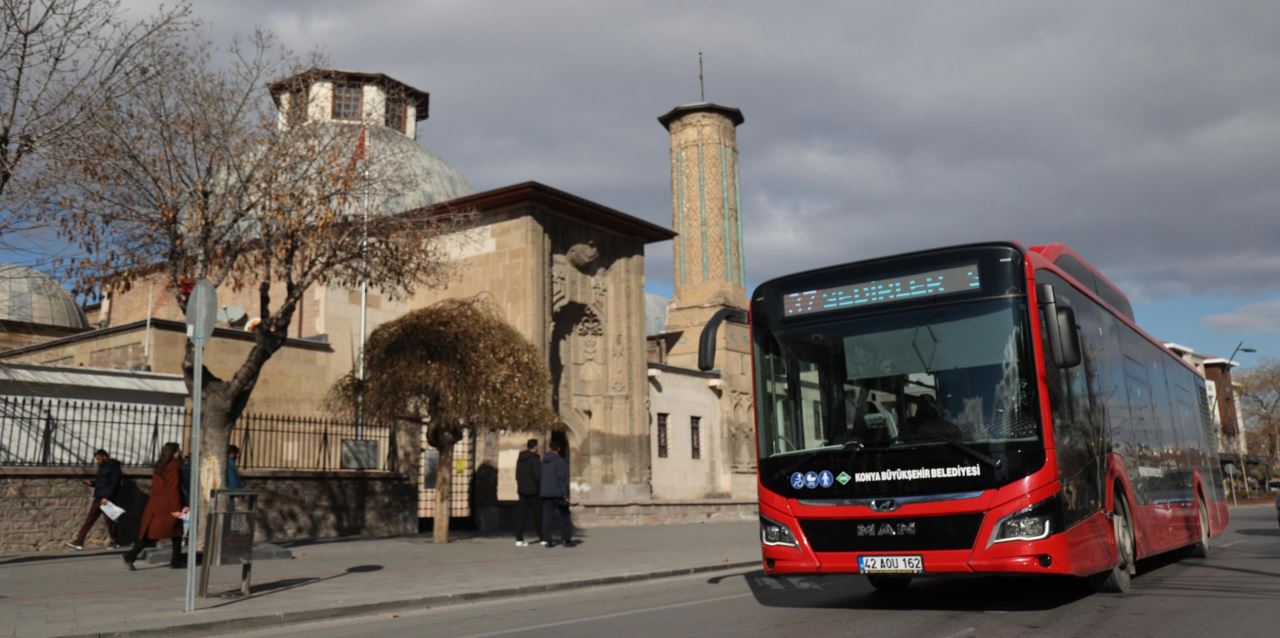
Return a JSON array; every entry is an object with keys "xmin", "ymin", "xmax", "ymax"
[{"xmin": 185, "ymin": 279, "xmax": 217, "ymax": 343}]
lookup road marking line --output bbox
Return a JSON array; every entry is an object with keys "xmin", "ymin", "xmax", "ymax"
[
  {"xmin": 939, "ymin": 629, "xmax": 976, "ymax": 638},
  {"xmin": 1219, "ymin": 540, "xmax": 1243, "ymax": 548},
  {"xmin": 455, "ymin": 592, "xmax": 753, "ymax": 638}
]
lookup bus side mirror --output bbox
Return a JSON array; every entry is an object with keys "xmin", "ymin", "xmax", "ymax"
[
  {"xmin": 1038, "ymin": 284, "xmax": 1081, "ymax": 369},
  {"xmin": 1055, "ymin": 306, "xmax": 1081, "ymax": 368}
]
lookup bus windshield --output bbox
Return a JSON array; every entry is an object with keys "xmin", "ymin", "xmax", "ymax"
[{"xmin": 755, "ymin": 298, "xmax": 1038, "ymax": 460}]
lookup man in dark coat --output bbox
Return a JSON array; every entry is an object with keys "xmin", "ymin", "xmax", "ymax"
[
  {"xmin": 514, "ymin": 438, "xmax": 543, "ymax": 546},
  {"xmin": 66, "ymin": 449, "xmax": 122, "ymax": 550},
  {"xmin": 540, "ymin": 442, "xmax": 574, "ymax": 547}
]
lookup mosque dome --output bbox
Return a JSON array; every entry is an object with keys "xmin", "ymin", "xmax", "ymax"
[
  {"xmin": 0, "ymin": 264, "xmax": 89, "ymax": 330},
  {"xmin": 269, "ymin": 69, "xmax": 475, "ymax": 213},
  {"xmin": 333, "ymin": 121, "xmax": 475, "ymax": 212}
]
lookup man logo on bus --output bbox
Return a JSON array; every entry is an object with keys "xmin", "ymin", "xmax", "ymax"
[{"xmin": 856, "ymin": 522, "xmax": 917, "ymax": 537}]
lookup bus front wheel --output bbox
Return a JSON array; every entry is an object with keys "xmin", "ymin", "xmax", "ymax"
[
  {"xmin": 1089, "ymin": 492, "xmax": 1135, "ymax": 594},
  {"xmin": 1188, "ymin": 496, "xmax": 1210, "ymax": 559}
]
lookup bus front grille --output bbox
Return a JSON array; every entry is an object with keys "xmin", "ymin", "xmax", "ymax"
[{"xmin": 797, "ymin": 513, "xmax": 984, "ymax": 552}]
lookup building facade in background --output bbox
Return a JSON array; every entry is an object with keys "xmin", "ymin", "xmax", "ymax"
[{"xmin": 0, "ymin": 70, "xmax": 675, "ymax": 518}]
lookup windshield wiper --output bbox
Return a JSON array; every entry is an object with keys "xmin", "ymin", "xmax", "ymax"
[
  {"xmin": 772, "ymin": 439, "xmax": 865, "ymax": 481},
  {"xmin": 895, "ymin": 434, "xmax": 1003, "ymax": 470}
]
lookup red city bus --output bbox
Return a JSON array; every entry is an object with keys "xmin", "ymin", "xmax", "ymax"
[{"xmin": 749, "ymin": 242, "xmax": 1228, "ymax": 593}]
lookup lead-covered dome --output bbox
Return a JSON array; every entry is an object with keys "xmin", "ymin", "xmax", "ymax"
[
  {"xmin": 348, "ymin": 122, "xmax": 475, "ymax": 211},
  {"xmin": 0, "ymin": 264, "xmax": 89, "ymax": 329},
  {"xmin": 270, "ymin": 69, "xmax": 475, "ymax": 212}
]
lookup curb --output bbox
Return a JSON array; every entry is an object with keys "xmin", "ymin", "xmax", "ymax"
[{"xmin": 63, "ymin": 560, "xmax": 760, "ymax": 638}]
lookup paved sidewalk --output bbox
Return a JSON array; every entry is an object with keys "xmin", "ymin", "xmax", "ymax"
[{"xmin": 0, "ymin": 522, "xmax": 759, "ymax": 637}]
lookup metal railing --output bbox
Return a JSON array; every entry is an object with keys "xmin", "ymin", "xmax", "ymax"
[
  {"xmin": 1, "ymin": 395, "xmax": 390, "ymax": 472},
  {"xmin": 231, "ymin": 413, "xmax": 392, "ymax": 471},
  {"xmin": 0, "ymin": 395, "xmax": 186, "ymax": 467}
]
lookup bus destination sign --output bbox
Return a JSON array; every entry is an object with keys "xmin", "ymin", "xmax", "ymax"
[{"xmin": 783, "ymin": 263, "xmax": 981, "ymax": 317}]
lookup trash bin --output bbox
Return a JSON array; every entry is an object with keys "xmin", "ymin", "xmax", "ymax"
[{"xmin": 199, "ymin": 489, "xmax": 257, "ymax": 597}]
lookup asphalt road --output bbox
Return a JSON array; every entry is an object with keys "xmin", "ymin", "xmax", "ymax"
[{"xmin": 234, "ymin": 504, "xmax": 1280, "ymax": 638}]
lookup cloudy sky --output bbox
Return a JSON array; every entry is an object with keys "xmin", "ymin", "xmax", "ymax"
[{"xmin": 121, "ymin": 0, "xmax": 1278, "ymax": 363}]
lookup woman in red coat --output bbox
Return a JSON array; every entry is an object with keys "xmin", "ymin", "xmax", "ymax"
[{"xmin": 123, "ymin": 442, "xmax": 186, "ymax": 570}]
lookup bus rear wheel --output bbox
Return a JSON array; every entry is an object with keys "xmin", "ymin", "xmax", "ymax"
[
  {"xmin": 1089, "ymin": 492, "xmax": 1135, "ymax": 594},
  {"xmin": 866, "ymin": 574, "xmax": 912, "ymax": 593}
]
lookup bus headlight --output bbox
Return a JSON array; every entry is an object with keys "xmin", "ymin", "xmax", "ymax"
[
  {"xmin": 761, "ymin": 515, "xmax": 798, "ymax": 547},
  {"xmin": 990, "ymin": 496, "xmax": 1061, "ymax": 545}
]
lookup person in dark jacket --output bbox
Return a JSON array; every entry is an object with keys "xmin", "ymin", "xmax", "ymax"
[
  {"xmin": 123, "ymin": 442, "xmax": 186, "ymax": 570},
  {"xmin": 514, "ymin": 438, "xmax": 542, "ymax": 546},
  {"xmin": 66, "ymin": 449, "xmax": 122, "ymax": 550},
  {"xmin": 540, "ymin": 442, "xmax": 574, "ymax": 547},
  {"xmin": 226, "ymin": 445, "xmax": 243, "ymax": 489}
]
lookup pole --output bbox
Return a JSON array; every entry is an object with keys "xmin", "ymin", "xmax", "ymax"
[
  {"xmin": 144, "ymin": 284, "xmax": 153, "ymax": 367},
  {"xmin": 185, "ymin": 339, "xmax": 203, "ymax": 613},
  {"xmin": 356, "ymin": 162, "xmax": 369, "ymax": 441}
]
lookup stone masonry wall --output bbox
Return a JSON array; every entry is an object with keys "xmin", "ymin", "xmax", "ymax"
[{"xmin": 0, "ymin": 468, "xmax": 416, "ymax": 556}]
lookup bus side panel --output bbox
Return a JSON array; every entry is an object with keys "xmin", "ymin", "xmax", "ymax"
[
  {"xmin": 1106, "ymin": 454, "xmax": 1160, "ymax": 561},
  {"xmin": 1059, "ymin": 511, "xmax": 1116, "ymax": 577}
]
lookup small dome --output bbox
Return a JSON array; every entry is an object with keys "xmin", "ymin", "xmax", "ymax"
[
  {"xmin": 0, "ymin": 264, "xmax": 89, "ymax": 330},
  {"xmin": 322, "ymin": 122, "xmax": 475, "ymax": 212},
  {"xmin": 645, "ymin": 293, "xmax": 669, "ymax": 336}
]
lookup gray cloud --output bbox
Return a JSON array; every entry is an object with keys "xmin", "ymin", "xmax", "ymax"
[
  {"xmin": 1205, "ymin": 299, "xmax": 1280, "ymax": 334},
  {"xmin": 130, "ymin": 0, "xmax": 1280, "ymax": 300}
]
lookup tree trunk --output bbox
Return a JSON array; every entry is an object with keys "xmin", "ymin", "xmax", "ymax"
[{"xmin": 433, "ymin": 440, "xmax": 454, "ymax": 543}]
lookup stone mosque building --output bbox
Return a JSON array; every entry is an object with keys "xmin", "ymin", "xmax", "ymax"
[{"xmin": 0, "ymin": 69, "xmax": 756, "ymax": 522}]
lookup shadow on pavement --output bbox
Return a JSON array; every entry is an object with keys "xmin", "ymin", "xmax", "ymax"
[
  {"xmin": 0, "ymin": 549, "xmax": 123, "ymax": 567},
  {"xmin": 203, "ymin": 564, "xmax": 384, "ymax": 608},
  {"xmin": 738, "ymin": 569, "xmax": 1093, "ymax": 611},
  {"xmin": 1233, "ymin": 528, "xmax": 1280, "ymax": 537}
]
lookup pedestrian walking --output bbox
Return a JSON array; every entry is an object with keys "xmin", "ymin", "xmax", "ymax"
[
  {"xmin": 122, "ymin": 442, "xmax": 187, "ymax": 570},
  {"xmin": 65, "ymin": 449, "xmax": 122, "ymax": 550},
  {"xmin": 540, "ymin": 441, "xmax": 574, "ymax": 547},
  {"xmin": 515, "ymin": 438, "xmax": 542, "ymax": 546},
  {"xmin": 226, "ymin": 445, "xmax": 243, "ymax": 489}
]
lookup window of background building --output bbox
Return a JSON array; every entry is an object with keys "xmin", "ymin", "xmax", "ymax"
[
  {"xmin": 332, "ymin": 83, "xmax": 362, "ymax": 121},
  {"xmin": 657, "ymin": 413, "xmax": 669, "ymax": 458},
  {"xmin": 385, "ymin": 94, "xmax": 407, "ymax": 134},
  {"xmin": 690, "ymin": 416, "xmax": 701, "ymax": 459}
]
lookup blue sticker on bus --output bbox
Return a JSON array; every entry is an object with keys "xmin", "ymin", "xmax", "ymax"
[
  {"xmin": 790, "ymin": 472, "xmax": 805, "ymax": 490},
  {"xmin": 804, "ymin": 471, "xmax": 819, "ymax": 489},
  {"xmin": 818, "ymin": 470, "xmax": 834, "ymax": 488}
]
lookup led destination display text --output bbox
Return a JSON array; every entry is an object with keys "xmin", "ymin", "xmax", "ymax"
[{"xmin": 783, "ymin": 263, "xmax": 981, "ymax": 317}]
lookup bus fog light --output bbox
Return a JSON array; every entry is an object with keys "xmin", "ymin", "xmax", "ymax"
[{"xmin": 761, "ymin": 516, "xmax": 798, "ymax": 547}]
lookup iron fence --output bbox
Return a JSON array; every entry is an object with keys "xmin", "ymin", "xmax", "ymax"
[
  {"xmin": 1, "ymin": 395, "xmax": 390, "ymax": 472},
  {"xmin": 0, "ymin": 395, "xmax": 186, "ymax": 467},
  {"xmin": 231, "ymin": 413, "xmax": 392, "ymax": 471}
]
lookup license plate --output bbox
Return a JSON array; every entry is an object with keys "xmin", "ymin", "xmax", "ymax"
[{"xmin": 858, "ymin": 555, "xmax": 924, "ymax": 574}]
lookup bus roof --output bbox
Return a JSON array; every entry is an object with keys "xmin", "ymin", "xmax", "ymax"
[{"xmin": 1027, "ymin": 244, "xmax": 1134, "ymax": 321}]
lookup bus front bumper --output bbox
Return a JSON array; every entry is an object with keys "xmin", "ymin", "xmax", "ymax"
[{"xmin": 760, "ymin": 507, "xmax": 1113, "ymax": 578}]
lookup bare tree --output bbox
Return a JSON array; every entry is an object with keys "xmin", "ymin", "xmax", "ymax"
[
  {"xmin": 1238, "ymin": 358, "xmax": 1280, "ymax": 476},
  {"xmin": 0, "ymin": 0, "xmax": 190, "ymax": 247},
  {"xmin": 50, "ymin": 30, "xmax": 465, "ymax": 510},
  {"xmin": 332, "ymin": 298, "xmax": 560, "ymax": 543}
]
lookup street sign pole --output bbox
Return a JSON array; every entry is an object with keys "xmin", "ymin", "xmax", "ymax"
[{"xmin": 184, "ymin": 280, "xmax": 216, "ymax": 613}]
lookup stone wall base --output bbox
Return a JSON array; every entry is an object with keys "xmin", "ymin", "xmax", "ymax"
[
  {"xmin": 0, "ymin": 467, "xmax": 416, "ymax": 556},
  {"xmin": 573, "ymin": 500, "xmax": 758, "ymax": 527}
]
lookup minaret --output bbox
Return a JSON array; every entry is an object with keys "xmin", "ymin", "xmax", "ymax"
[
  {"xmin": 658, "ymin": 98, "xmax": 757, "ymax": 496},
  {"xmin": 658, "ymin": 102, "xmax": 747, "ymax": 312}
]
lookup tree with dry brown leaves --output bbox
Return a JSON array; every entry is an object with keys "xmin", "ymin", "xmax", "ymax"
[
  {"xmin": 1, "ymin": 0, "xmax": 190, "ymax": 250},
  {"xmin": 332, "ymin": 297, "xmax": 560, "ymax": 543},
  {"xmin": 48, "ymin": 30, "xmax": 466, "ymax": 511}
]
